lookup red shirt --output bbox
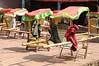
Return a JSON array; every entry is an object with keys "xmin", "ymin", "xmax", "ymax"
[{"xmin": 65, "ymin": 25, "xmax": 79, "ymax": 48}]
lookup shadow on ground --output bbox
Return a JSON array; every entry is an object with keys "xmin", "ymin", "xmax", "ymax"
[
  {"xmin": 3, "ymin": 47, "xmax": 30, "ymax": 53},
  {"xmin": 89, "ymin": 37, "xmax": 99, "ymax": 43},
  {"xmin": 23, "ymin": 54, "xmax": 67, "ymax": 66},
  {"xmin": 9, "ymin": 54, "xmax": 70, "ymax": 66}
]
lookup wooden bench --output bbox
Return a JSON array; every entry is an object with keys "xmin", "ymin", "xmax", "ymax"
[
  {"xmin": 43, "ymin": 35, "xmax": 99, "ymax": 60},
  {"xmin": 22, "ymin": 38, "xmax": 50, "ymax": 52}
]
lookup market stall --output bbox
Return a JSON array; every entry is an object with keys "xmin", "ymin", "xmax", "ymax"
[
  {"xmin": 22, "ymin": 8, "xmax": 53, "ymax": 51},
  {"xmin": 43, "ymin": 6, "xmax": 90, "ymax": 59},
  {"xmin": 1, "ymin": 8, "xmax": 28, "ymax": 38}
]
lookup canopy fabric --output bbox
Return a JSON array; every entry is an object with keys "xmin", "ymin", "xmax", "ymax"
[
  {"xmin": 50, "ymin": 10, "xmax": 62, "ymax": 18},
  {"xmin": 2, "ymin": 8, "xmax": 12, "ymax": 13},
  {"xmin": 25, "ymin": 8, "xmax": 51, "ymax": 17},
  {"xmin": 88, "ymin": 12, "xmax": 99, "ymax": 18},
  {"xmin": 22, "ymin": 8, "xmax": 53, "ymax": 21},
  {"xmin": 61, "ymin": 6, "xmax": 89, "ymax": 20},
  {"xmin": 14, "ymin": 8, "xmax": 28, "ymax": 16},
  {"xmin": 4, "ymin": 8, "xmax": 28, "ymax": 17}
]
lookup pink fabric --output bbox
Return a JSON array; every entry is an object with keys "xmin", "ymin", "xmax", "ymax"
[
  {"xmin": 89, "ymin": 12, "xmax": 99, "ymax": 15},
  {"xmin": 62, "ymin": 6, "xmax": 81, "ymax": 17},
  {"xmin": 53, "ymin": 10, "xmax": 62, "ymax": 16},
  {"xmin": 2, "ymin": 8, "xmax": 12, "ymax": 13},
  {"xmin": 3, "ymin": 8, "xmax": 23, "ymax": 15},
  {"xmin": 25, "ymin": 8, "xmax": 51, "ymax": 17}
]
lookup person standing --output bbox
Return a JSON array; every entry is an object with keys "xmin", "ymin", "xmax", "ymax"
[
  {"xmin": 49, "ymin": 18, "xmax": 61, "ymax": 43},
  {"xmin": 65, "ymin": 19, "xmax": 79, "ymax": 54}
]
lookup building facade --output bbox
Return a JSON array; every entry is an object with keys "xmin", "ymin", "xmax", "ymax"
[
  {"xmin": 28, "ymin": 0, "xmax": 98, "ymax": 12},
  {"xmin": 0, "ymin": 0, "xmax": 22, "ymax": 8}
]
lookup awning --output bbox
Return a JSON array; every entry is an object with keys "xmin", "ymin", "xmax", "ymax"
[
  {"xmin": 61, "ymin": 6, "xmax": 89, "ymax": 20},
  {"xmin": 50, "ymin": 6, "xmax": 89, "ymax": 20},
  {"xmin": 88, "ymin": 12, "xmax": 99, "ymax": 18},
  {"xmin": 22, "ymin": 8, "xmax": 53, "ymax": 21},
  {"xmin": 50, "ymin": 10, "xmax": 62, "ymax": 18},
  {"xmin": 4, "ymin": 8, "xmax": 28, "ymax": 17}
]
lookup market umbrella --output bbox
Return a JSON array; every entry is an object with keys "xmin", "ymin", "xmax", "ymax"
[
  {"xmin": 22, "ymin": 8, "xmax": 53, "ymax": 22},
  {"xmin": 61, "ymin": 6, "xmax": 89, "ymax": 20}
]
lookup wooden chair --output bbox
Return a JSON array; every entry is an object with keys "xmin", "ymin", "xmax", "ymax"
[
  {"xmin": 1, "ymin": 15, "xmax": 15, "ymax": 37},
  {"xmin": 59, "ymin": 36, "xmax": 88, "ymax": 60},
  {"xmin": 43, "ymin": 35, "xmax": 99, "ymax": 61},
  {"xmin": 1, "ymin": 14, "xmax": 30, "ymax": 38},
  {"xmin": 88, "ymin": 18, "xmax": 99, "ymax": 34},
  {"xmin": 0, "ymin": 13, "xmax": 6, "ymax": 29},
  {"xmin": 59, "ymin": 35, "xmax": 99, "ymax": 61},
  {"xmin": 60, "ymin": 39, "xmax": 88, "ymax": 61}
]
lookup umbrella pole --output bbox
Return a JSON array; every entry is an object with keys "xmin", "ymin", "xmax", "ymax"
[
  {"xmin": 88, "ymin": 12, "xmax": 90, "ymax": 35},
  {"xmin": 27, "ymin": 21, "xmax": 31, "ymax": 42}
]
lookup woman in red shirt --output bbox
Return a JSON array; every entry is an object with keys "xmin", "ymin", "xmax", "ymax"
[{"xmin": 65, "ymin": 19, "xmax": 79, "ymax": 52}]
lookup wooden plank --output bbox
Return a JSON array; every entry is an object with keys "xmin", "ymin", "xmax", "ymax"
[
  {"xmin": 2, "ymin": 28, "xmax": 30, "ymax": 34},
  {"xmin": 76, "ymin": 32, "xmax": 88, "ymax": 36},
  {"xmin": 22, "ymin": 39, "xmax": 47, "ymax": 46},
  {"xmin": 43, "ymin": 36, "xmax": 99, "ymax": 48},
  {"xmin": 0, "ymin": 23, "xmax": 6, "ymax": 26},
  {"xmin": 2, "ymin": 28, "xmax": 17, "ymax": 31}
]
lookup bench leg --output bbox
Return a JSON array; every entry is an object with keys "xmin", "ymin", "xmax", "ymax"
[
  {"xmin": 71, "ymin": 50, "xmax": 73, "ymax": 56},
  {"xmin": 59, "ymin": 47, "xmax": 64, "ymax": 57},
  {"xmin": 84, "ymin": 46, "xmax": 88, "ymax": 59},
  {"xmin": 74, "ymin": 49, "xmax": 80, "ymax": 61},
  {"xmin": 46, "ymin": 40, "xmax": 50, "ymax": 51},
  {"xmin": 22, "ymin": 33, "xmax": 25, "ymax": 39},
  {"xmin": 14, "ymin": 32, "xmax": 16, "ymax": 38},
  {"xmin": 84, "ymin": 41, "xmax": 88, "ymax": 59},
  {"xmin": 26, "ymin": 46, "xmax": 29, "ymax": 50},
  {"xmin": 7, "ymin": 31, "xmax": 10, "ymax": 38},
  {"xmin": 35, "ymin": 47, "xmax": 39, "ymax": 52}
]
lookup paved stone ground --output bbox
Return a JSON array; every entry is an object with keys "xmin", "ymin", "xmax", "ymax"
[{"xmin": 0, "ymin": 28, "xmax": 99, "ymax": 66}]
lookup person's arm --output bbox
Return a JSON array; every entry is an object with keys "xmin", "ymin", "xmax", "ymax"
[
  {"xmin": 74, "ymin": 24, "xmax": 79, "ymax": 30},
  {"xmin": 78, "ymin": 25, "xmax": 88, "ymax": 28}
]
